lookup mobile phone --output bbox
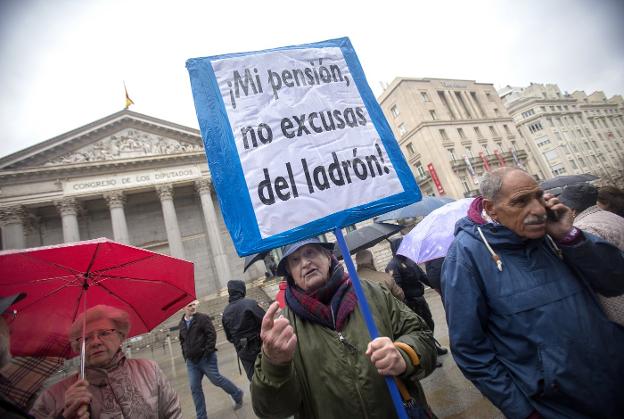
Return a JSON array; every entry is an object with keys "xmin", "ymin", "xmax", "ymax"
[{"xmin": 546, "ymin": 208, "xmax": 560, "ymax": 222}]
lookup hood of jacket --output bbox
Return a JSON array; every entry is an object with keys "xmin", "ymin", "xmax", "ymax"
[{"xmin": 227, "ymin": 280, "xmax": 246, "ymax": 302}]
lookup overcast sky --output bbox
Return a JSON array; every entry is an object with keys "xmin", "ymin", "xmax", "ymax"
[{"xmin": 1, "ymin": 0, "xmax": 623, "ymax": 158}]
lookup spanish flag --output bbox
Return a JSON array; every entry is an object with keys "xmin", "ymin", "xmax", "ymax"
[{"xmin": 124, "ymin": 82, "xmax": 134, "ymax": 109}]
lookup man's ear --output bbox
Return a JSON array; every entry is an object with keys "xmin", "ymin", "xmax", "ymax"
[{"xmin": 483, "ymin": 198, "xmax": 497, "ymax": 219}]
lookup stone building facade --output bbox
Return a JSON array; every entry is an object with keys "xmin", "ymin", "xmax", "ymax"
[
  {"xmin": 377, "ymin": 78, "xmax": 542, "ymax": 199},
  {"xmin": 0, "ymin": 110, "xmax": 265, "ymax": 298},
  {"xmin": 499, "ymin": 83, "xmax": 624, "ymax": 186}
]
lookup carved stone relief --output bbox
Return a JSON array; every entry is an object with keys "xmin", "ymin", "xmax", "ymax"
[{"xmin": 45, "ymin": 129, "xmax": 203, "ymax": 166}]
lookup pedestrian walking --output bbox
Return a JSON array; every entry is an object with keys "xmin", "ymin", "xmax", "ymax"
[
  {"xmin": 222, "ymin": 280, "xmax": 265, "ymax": 380},
  {"xmin": 179, "ymin": 300, "xmax": 244, "ymax": 418}
]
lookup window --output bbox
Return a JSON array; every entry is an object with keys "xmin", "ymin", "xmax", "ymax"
[
  {"xmin": 486, "ymin": 92, "xmax": 494, "ymax": 102},
  {"xmin": 439, "ymin": 129, "xmax": 449, "ymax": 141},
  {"xmin": 390, "ymin": 105, "xmax": 400, "ymax": 118},
  {"xmin": 569, "ymin": 159, "xmax": 578, "ymax": 169},
  {"xmin": 457, "ymin": 128, "xmax": 466, "ymax": 139},
  {"xmin": 535, "ymin": 137, "xmax": 551, "ymax": 147},
  {"xmin": 466, "ymin": 147, "xmax": 473, "ymax": 158},
  {"xmin": 543, "ymin": 149, "xmax": 559, "ymax": 162},
  {"xmin": 579, "ymin": 157, "xmax": 587, "ymax": 167},
  {"xmin": 511, "ymin": 141, "xmax": 518, "ymax": 151},
  {"xmin": 448, "ymin": 148, "xmax": 457, "ymax": 161},
  {"xmin": 546, "ymin": 117, "xmax": 553, "ymax": 127},
  {"xmin": 591, "ymin": 155, "xmax": 598, "ymax": 164},
  {"xmin": 420, "ymin": 91, "xmax": 430, "ymax": 103},
  {"xmin": 483, "ymin": 144, "xmax": 490, "ymax": 155},
  {"xmin": 577, "ymin": 129, "xmax": 584, "ymax": 138},
  {"xmin": 528, "ymin": 122, "xmax": 544, "ymax": 134},
  {"xmin": 521, "ymin": 109, "xmax": 536, "ymax": 118},
  {"xmin": 415, "ymin": 161, "xmax": 426, "ymax": 177},
  {"xmin": 429, "ymin": 110, "xmax": 438, "ymax": 120},
  {"xmin": 461, "ymin": 177, "xmax": 470, "ymax": 193},
  {"xmin": 503, "ymin": 124, "xmax": 511, "ymax": 135},
  {"xmin": 406, "ymin": 143, "xmax": 415, "ymax": 156},
  {"xmin": 540, "ymin": 106, "xmax": 546, "ymax": 112},
  {"xmin": 489, "ymin": 126, "xmax": 499, "ymax": 137},
  {"xmin": 474, "ymin": 126, "xmax": 483, "ymax": 138},
  {"xmin": 551, "ymin": 163, "xmax": 566, "ymax": 176},
  {"xmin": 398, "ymin": 123, "xmax": 407, "ymax": 136},
  {"xmin": 494, "ymin": 108, "xmax": 500, "ymax": 117}
]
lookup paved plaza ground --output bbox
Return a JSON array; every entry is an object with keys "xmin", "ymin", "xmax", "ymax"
[{"xmin": 129, "ymin": 288, "xmax": 503, "ymax": 419}]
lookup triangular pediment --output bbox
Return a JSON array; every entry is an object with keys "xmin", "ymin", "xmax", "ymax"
[
  {"xmin": 0, "ymin": 110, "xmax": 204, "ymax": 170},
  {"xmin": 43, "ymin": 127, "xmax": 204, "ymax": 166}
]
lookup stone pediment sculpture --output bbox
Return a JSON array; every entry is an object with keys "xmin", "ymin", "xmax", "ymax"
[{"xmin": 44, "ymin": 128, "xmax": 203, "ymax": 166}]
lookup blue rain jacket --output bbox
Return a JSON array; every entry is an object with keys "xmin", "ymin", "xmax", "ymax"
[{"xmin": 442, "ymin": 217, "xmax": 624, "ymax": 419}]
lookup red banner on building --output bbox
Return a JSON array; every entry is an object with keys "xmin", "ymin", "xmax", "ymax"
[
  {"xmin": 427, "ymin": 163, "xmax": 445, "ymax": 195},
  {"xmin": 494, "ymin": 149, "xmax": 505, "ymax": 167},
  {"xmin": 479, "ymin": 151, "xmax": 491, "ymax": 172}
]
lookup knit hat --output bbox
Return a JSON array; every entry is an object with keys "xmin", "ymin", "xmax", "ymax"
[{"xmin": 276, "ymin": 238, "xmax": 334, "ymax": 277}]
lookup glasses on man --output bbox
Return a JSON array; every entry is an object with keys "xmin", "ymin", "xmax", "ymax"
[{"xmin": 75, "ymin": 329, "xmax": 119, "ymax": 345}]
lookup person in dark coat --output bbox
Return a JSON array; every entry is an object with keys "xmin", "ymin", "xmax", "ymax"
[
  {"xmin": 424, "ymin": 258, "xmax": 444, "ymax": 293},
  {"xmin": 443, "ymin": 167, "xmax": 624, "ymax": 418},
  {"xmin": 222, "ymin": 280, "xmax": 265, "ymax": 380},
  {"xmin": 179, "ymin": 300, "xmax": 243, "ymax": 419},
  {"xmin": 386, "ymin": 238, "xmax": 447, "ymax": 356}
]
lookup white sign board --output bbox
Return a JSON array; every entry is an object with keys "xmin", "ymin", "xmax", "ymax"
[{"xmin": 187, "ymin": 38, "xmax": 420, "ymax": 255}]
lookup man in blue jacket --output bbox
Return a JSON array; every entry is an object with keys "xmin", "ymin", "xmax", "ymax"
[{"xmin": 442, "ymin": 167, "xmax": 624, "ymax": 419}]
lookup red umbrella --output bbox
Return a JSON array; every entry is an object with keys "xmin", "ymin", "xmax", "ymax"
[{"xmin": 0, "ymin": 238, "xmax": 195, "ymax": 359}]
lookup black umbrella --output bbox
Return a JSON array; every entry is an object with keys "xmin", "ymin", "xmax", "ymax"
[
  {"xmin": 375, "ymin": 196, "xmax": 455, "ymax": 222},
  {"xmin": 334, "ymin": 223, "xmax": 404, "ymax": 259},
  {"xmin": 540, "ymin": 174, "xmax": 598, "ymax": 190},
  {"xmin": 243, "ymin": 251, "xmax": 269, "ymax": 272}
]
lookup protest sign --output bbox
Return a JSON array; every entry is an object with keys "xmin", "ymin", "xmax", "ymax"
[{"xmin": 187, "ymin": 37, "xmax": 420, "ymax": 255}]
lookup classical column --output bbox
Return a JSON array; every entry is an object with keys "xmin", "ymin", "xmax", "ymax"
[
  {"xmin": 55, "ymin": 197, "xmax": 81, "ymax": 243},
  {"xmin": 195, "ymin": 179, "xmax": 231, "ymax": 289},
  {"xmin": 156, "ymin": 184, "xmax": 185, "ymax": 259},
  {"xmin": 104, "ymin": 191, "xmax": 130, "ymax": 244},
  {"xmin": 0, "ymin": 205, "xmax": 27, "ymax": 250}
]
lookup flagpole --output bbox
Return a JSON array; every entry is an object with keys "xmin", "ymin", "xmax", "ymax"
[{"xmin": 334, "ymin": 227, "xmax": 408, "ymax": 419}]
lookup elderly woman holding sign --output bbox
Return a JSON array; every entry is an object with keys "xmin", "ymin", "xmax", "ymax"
[{"xmin": 251, "ymin": 238, "xmax": 437, "ymax": 418}]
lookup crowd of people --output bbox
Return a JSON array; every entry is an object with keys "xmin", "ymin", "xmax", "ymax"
[{"xmin": 1, "ymin": 167, "xmax": 623, "ymax": 418}]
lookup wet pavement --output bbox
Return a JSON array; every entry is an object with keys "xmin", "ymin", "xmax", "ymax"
[{"xmin": 132, "ymin": 289, "xmax": 502, "ymax": 418}]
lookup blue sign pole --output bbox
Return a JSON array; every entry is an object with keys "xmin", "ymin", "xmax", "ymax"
[{"xmin": 334, "ymin": 227, "xmax": 408, "ymax": 419}]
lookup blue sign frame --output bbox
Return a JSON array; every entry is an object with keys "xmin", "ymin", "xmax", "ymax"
[{"xmin": 187, "ymin": 37, "xmax": 420, "ymax": 256}]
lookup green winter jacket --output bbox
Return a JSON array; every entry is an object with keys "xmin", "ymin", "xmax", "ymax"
[{"xmin": 251, "ymin": 279, "xmax": 437, "ymax": 419}]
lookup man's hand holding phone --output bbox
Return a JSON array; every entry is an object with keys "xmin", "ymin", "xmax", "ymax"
[{"xmin": 543, "ymin": 193, "xmax": 575, "ymax": 241}]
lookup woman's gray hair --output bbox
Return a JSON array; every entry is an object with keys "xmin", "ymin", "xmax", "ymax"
[
  {"xmin": 69, "ymin": 305, "xmax": 131, "ymax": 345},
  {"xmin": 479, "ymin": 167, "xmax": 527, "ymax": 201}
]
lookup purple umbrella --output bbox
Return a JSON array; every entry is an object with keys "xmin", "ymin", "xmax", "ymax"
[{"xmin": 398, "ymin": 198, "xmax": 474, "ymax": 264}]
